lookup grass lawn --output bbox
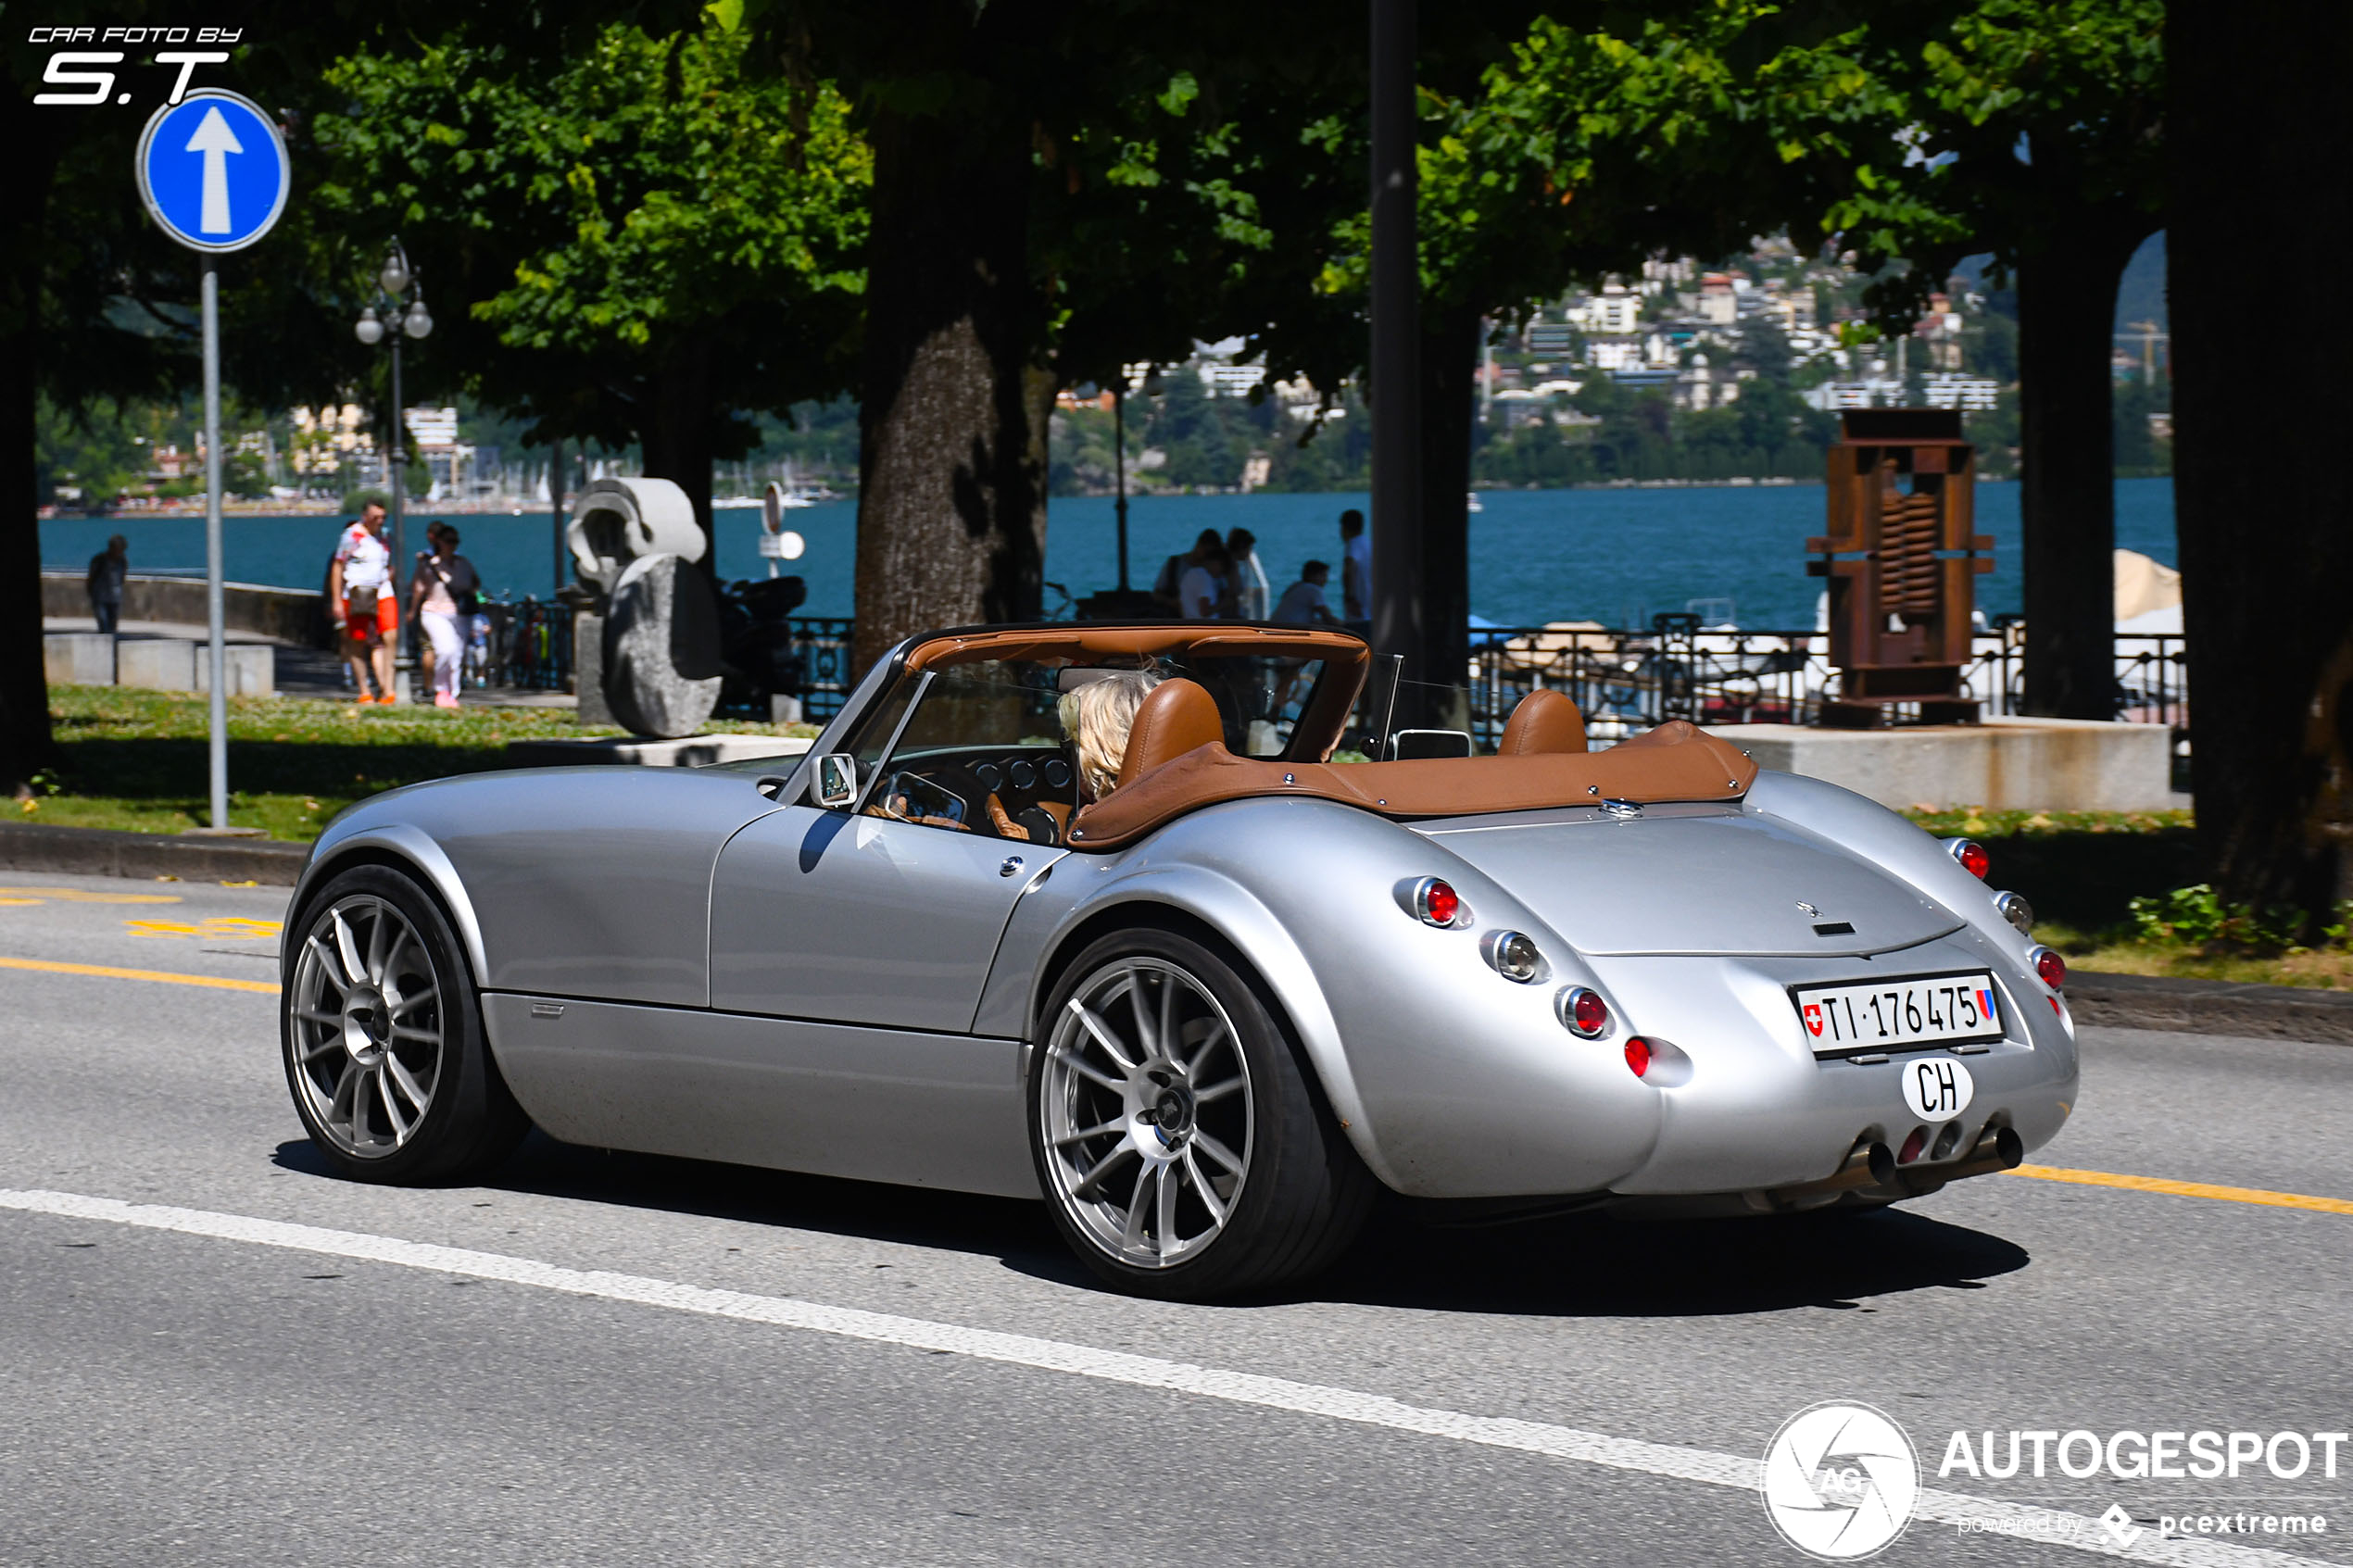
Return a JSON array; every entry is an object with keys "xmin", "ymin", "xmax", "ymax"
[
  {"xmin": 1901, "ymin": 806, "xmax": 2353, "ymax": 990},
  {"xmin": 24, "ymin": 685, "xmax": 814, "ymax": 843}
]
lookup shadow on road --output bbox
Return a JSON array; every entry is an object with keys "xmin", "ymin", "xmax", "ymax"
[
  {"xmin": 271, "ymin": 1135, "xmax": 2030, "ymax": 1315},
  {"xmin": 1307, "ymin": 1203, "xmax": 2030, "ymax": 1318}
]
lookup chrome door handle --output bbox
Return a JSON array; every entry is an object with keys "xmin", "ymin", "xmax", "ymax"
[{"xmin": 1000, "ymin": 856, "xmax": 1025, "ymax": 878}]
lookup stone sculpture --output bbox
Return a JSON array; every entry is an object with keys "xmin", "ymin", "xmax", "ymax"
[{"xmin": 562, "ymin": 477, "xmax": 722, "ymax": 738}]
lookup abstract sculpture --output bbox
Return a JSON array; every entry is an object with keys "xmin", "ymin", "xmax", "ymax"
[{"xmin": 564, "ymin": 477, "xmax": 722, "ymax": 737}]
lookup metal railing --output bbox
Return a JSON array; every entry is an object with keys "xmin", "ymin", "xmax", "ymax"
[{"xmin": 1465, "ymin": 617, "xmax": 2189, "ymax": 749}]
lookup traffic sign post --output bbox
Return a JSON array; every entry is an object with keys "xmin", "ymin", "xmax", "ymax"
[{"xmin": 133, "ymin": 90, "xmax": 289, "ymax": 832}]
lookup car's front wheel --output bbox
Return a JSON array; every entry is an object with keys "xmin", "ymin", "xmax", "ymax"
[
  {"xmin": 1029, "ymin": 927, "xmax": 1371, "ymax": 1298},
  {"xmin": 282, "ymin": 864, "xmax": 528, "ymax": 1184}
]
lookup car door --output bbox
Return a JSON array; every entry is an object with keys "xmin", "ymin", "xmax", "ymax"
[
  {"xmin": 709, "ymin": 658, "xmax": 1075, "ymax": 1032},
  {"xmin": 709, "ymin": 800, "xmax": 1062, "ymax": 1031}
]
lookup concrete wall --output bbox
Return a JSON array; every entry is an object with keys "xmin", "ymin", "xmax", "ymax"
[
  {"xmin": 42, "ymin": 633, "xmax": 275, "ymax": 697},
  {"xmin": 1714, "ymin": 718, "xmax": 2179, "ymax": 813},
  {"xmin": 43, "ymin": 572, "xmax": 323, "ymax": 646}
]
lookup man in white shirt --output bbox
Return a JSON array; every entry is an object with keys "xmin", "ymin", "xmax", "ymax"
[
  {"xmin": 1225, "ymin": 528, "xmax": 1270, "ymax": 621},
  {"xmin": 1178, "ymin": 538, "xmax": 1229, "ymax": 620},
  {"xmin": 328, "ymin": 502, "xmax": 397, "ymax": 702},
  {"xmin": 1339, "ymin": 508, "xmax": 1371, "ymax": 629}
]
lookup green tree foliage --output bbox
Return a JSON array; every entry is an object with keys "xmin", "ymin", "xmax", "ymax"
[{"xmin": 310, "ymin": 15, "xmax": 871, "ymax": 543}]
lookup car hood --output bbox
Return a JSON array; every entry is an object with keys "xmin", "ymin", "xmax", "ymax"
[{"xmin": 1416, "ymin": 805, "xmax": 1962, "ymax": 957}]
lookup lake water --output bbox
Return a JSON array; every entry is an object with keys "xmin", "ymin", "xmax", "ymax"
[{"xmin": 41, "ymin": 476, "xmax": 2176, "ymax": 631}]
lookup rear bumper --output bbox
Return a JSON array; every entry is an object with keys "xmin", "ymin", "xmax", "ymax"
[{"xmin": 1585, "ymin": 930, "xmax": 2077, "ymax": 1199}]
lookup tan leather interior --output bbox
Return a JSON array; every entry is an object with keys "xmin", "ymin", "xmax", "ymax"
[
  {"xmin": 1115, "ymin": 678, "xmax": 1227, "ymax": 789},
  {"xmin": 900, "ymin": 623, "xmax": 1372, "ymax": 763},
  {"xmin": 1067, "ymin": 721, "xmax": 1756, "ymax": 849},
  {"xmin": 1496, "ymin": 688, "xmax": 1588, "ymax": 756}
]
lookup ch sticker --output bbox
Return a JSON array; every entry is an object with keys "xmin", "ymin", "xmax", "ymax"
[{"xmin": 1900, "ymin": 1057, "xmax": 1975, "ymax": 1120}]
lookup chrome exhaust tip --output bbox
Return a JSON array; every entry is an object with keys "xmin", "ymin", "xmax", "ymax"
[{"xmin": 1944, "ymin": 1123, "xmax": 2024, "ymax": 1180}]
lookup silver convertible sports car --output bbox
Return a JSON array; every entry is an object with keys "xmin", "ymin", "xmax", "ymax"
[{"xmin": 281, "ymin": 621, "xmax": 2077, "ymax": 1298}]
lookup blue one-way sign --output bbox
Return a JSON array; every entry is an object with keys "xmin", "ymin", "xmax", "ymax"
[{"xmin": 135, "ymin": 89, "xmax": 289, "ymax": 253}]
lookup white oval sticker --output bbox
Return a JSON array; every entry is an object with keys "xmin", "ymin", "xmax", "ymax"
[{"xmin": 1900, "ymin": 1056, "xmax": 1975, "ymax": 1121}]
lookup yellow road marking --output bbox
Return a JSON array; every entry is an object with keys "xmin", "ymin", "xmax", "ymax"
[
  {"xmin": 0, "ymin": 886, "xmax": 180, "ymax": 905},
  {"xmin": 124, "ymin": 916, "xmax": 283, "ymax": 941},
  {"xmin": 2010, "ymin": 1162, "xmax": 2353, "ymax": 1217},
  {"xmin": 0, "ymin": 956, "xmax": 278, "ymax": 994}
]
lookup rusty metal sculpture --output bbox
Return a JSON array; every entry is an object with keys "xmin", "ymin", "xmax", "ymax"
[{"xmin": 1807, "ymin": 408, "xmax": 1994, "ymax": 727}]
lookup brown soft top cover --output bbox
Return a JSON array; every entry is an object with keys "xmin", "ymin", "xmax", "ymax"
[{"xmin": 1065, "ymin": 720, "xmax": 1757, "ymax": 849}]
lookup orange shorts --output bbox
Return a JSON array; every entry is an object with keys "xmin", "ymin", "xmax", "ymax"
[{"xmin": 345, "ymin": 596, "xmax": 396, "ymax": 641}]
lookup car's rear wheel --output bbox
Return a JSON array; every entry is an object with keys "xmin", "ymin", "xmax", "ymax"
[
  {"xmin": 1029, "ymin": 927, "xmax": 1371, "ymax": 1298},
  {"xmin": 282, "ymin": 864, "xmax": 528, "ymax": 1184}
]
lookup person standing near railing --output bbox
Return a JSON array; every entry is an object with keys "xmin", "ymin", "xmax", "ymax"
[
  {"xmin": 85, "ymin": 534, "xmax": 128, "ymax": 634},
  {"xmin": 329, "ymin": 501, "xmax": 396, "ymax": 703}
]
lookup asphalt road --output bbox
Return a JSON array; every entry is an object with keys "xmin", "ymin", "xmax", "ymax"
[{"xmin": 3, "ymin": 867, "xmax": 2349, "ymax": 1568}]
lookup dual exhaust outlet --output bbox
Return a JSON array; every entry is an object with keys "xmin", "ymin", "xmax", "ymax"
[{"xmin": 1820, "ymin": 1123, "xmax": 2024, "ymax": 1195}]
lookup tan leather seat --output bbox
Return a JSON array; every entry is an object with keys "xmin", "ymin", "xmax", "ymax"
[
  {"xmin": 1115, "ymin": 678, "xmax": 1227, "ymax": 788},
  {"xmin": 1496, "ymin": 688, "xmax": 1588, "ymax": 756}
]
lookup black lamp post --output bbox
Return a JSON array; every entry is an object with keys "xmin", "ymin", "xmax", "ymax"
[{"xmin": 354, "ymin": 240, "xmax": 434, "ymax": 622}]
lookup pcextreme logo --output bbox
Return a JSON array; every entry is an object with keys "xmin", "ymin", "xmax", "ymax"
[{"xmin": 1761, "ymin": 1401, "xmax": 1921, "ymax": 1561}]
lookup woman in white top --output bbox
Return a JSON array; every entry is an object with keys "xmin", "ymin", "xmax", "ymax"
[{"xmin": 409, "ymin": 523, "xmax": 481, "ymax": 709}]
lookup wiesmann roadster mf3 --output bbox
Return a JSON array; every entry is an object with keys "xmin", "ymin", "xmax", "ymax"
[{"xmin": 281, "ymin": 621, "xmax": 2076, "ymax": 1298}]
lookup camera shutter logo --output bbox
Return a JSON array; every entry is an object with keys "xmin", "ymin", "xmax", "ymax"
[{"xmin": 1761, "ymin": 1401, "xmax": 1919, "ymax": 1560}]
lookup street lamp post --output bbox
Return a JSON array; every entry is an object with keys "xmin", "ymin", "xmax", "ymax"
[{"xmin": 354, "ymin": 241, "xmax": 433, "ymax": 693}]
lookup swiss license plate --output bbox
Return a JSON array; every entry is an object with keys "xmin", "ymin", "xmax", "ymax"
[{"xmin": 1792, "ymin": 971, "xmax": 2002, "ymax": 1056}]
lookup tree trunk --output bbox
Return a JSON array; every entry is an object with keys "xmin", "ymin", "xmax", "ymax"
[
  {"xmin": 2171, "ymin": 0, "xmax": 2353, "ymax": 913},
  {"xmin": 851, "ymin": 100, "xmax": 1046, "ymax": 674},
  {"xmin": 1413, "ymin": 299, "xmax": 1480, "ymax": 733},
  {"xmin": 0, "ymin": 106, "xmax": 63, "ymax": 797},
  {"xmin": 2016, "ymin": 209, "xmax": 2150, "ymax": 718},
  {"xmin": 636, "ymin": 336, "xmax": 718, "ymax": 575}
]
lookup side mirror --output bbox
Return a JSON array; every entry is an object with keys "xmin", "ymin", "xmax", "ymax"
[{"xmin": 812, "ymin": 753, "xmax": 859, "ymax": 809}]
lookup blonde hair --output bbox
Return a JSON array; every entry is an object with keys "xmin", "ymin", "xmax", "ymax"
[{"xmin": 1060, "ymin": 669, "xmax": 1163, "ymax": 799}]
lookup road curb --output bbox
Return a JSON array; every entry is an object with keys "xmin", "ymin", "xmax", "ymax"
[
  {"xmin": 0, "ymin": 822, "xmax": 308, "ymax": 885},
  {"xmin": 2069, "ymin": 970, "xmax": 2353, "ymax": 1045}
]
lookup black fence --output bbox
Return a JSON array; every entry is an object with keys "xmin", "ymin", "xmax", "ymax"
[
  {"xmin": 472, "ymin": 600, "xmax": 2188, "ymax": 750},
  {"xmin": 1464, "ymin": 618, "xmax": 2189, "ymax": 749},
  {"xmin": 475, "ymin": 600, "xmax": 861, "ymax": 723}
]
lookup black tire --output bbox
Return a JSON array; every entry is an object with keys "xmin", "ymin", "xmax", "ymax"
[
  {"xmin": 1027, "ymin": 925, "xmax": 1373, "ymax": 1299},
  {"xmin": 281, "ymin": 863, "xmax": 529, "ymax": 1184}
]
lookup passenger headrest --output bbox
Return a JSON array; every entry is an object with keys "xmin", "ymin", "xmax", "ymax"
[
  {"xmin": 1117, "ymin": 678, "xmax": 1225, "ymax": 788},
  {"xmin": 1497, "ymin": 688, "xmax": 1588, "ymax": 756}
]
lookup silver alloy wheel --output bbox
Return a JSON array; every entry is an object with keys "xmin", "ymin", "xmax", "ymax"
[
  {"xmin": 1040, "ymin": 957, "xmax": 1255, "ymax": 1268},
  {"xmin": 287, "ymin": 894, "xmax": 446, "ymax": 1159}
]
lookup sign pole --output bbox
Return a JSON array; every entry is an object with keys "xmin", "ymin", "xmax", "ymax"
[{"xmin": 200, "ymin": 256, "xmax": 228, "ymax": 830}]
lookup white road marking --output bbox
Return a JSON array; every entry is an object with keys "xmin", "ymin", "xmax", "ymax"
[{"xmin": 0, "ymin": 1185, "xmax": 2329, "ymax": 1568}]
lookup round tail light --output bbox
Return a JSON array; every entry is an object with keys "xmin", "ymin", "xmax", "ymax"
[
  {"xmin": 1898, "ymin": 1125, "xmax": 1929, "ymax": 1164},
  {"xmin": 1946, "ymin": 838, "xmax": 1990, "ymax": 880},
  {"xmin": 1489, "ymin": 931, "xmax": 1541, "ymax": 983},
  {"xmin": 1560, "ymin": 985, "xmax": 1610, "ymax": 1038},
  {"xmin": 1623, "ymin": 1037, "xmax": 1652, "ymax": 1078},
  {"xmin": 1412, "ymin": 877, "xmax": 1460, "ymax": 927},
  {"xmin": 2031, "ymin": 944, "xmax": 2066, "ymax": 990}
]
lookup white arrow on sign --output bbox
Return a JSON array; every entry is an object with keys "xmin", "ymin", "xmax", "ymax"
[{"xmin": 184, "ymin": 104, "xmax": 244, "ymax": 234}]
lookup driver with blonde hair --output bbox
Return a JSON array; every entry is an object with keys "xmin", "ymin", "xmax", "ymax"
[{"xmin": 1060, "ymin": 669, "xmax": 1164, "ymax": 802}]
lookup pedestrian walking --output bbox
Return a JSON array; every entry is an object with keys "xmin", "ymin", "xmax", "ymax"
[
  {"xmin": 1179, "ymin": 537, "xmax": 1231, "ymax": 620},
  {"xmin": 328, "ymin": 500, "xmax": 397, "ymax": 703},
  {"xmin": 409, "ymin": 521, "xmax": 482, "ymax": 709},
  {"xmin": 1273, "ymin": 559, "xmax": 1341, "ymax": 628},
  {"xmin": 85, "ymin": 534, "xmax": 128, "ymax": 634},
  {"xmin": 1226, "ymin": 528, "xmax": 1270, "ymax": 621},
  {"xmin": 1154, "ymin": 529, "xmax": 1226, "ymax": 614},
  {"xmin": 1339, "ymin": 508, "xmax": 1371, "ymax": 630}
]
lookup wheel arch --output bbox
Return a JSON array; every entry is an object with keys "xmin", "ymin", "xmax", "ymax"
[
  {"xmin": 286, "ymin": 824, "xmax": 490, "ymax": 990},
  {"xmin": 1025, "ymin": 870, "xmax": 1403, "ymax": 1192}
]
